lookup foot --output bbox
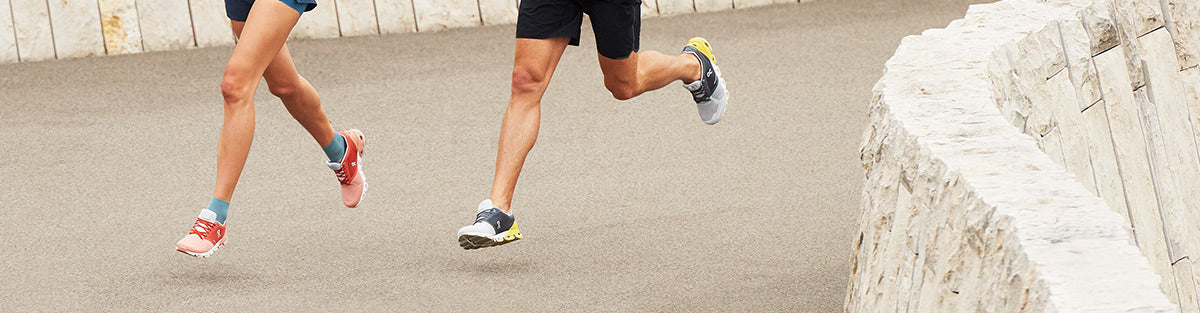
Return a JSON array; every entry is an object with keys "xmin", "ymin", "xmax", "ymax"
[
  {"xmin": 457, "ymin": 199, "xmax": 522, "ymax": 250},
  {"xmin": 683, "ymin": 37, "xmax": 728, "ymax": 125},
  {"xmin": 175, "ymin": 209, "xmax": 227, "ymax": 258},
  {"xmin": 327, "ymin": 129, "xmax": 367, "ymax": 208}
]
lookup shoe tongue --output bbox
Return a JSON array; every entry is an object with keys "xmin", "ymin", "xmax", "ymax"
[
  {"xmin": 477, "ymin": 199, "xmax": 494, "ymax": 213},
  {"xmin": 198, "ymin": 209, "xmax": 218, "ymax": 223},
  {"xmin": 326, "ymin": 161, "xmax": 343, "ymax": 171}
]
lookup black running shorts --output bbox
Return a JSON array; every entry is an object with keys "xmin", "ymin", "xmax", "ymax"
[{"xmin": 515, "ymin": 0, "xmax": 642, "ymax": 59}]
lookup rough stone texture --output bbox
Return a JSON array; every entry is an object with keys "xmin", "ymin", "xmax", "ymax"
[
  {"xmin": 336, "ymin": 0, "xmax": 381, "ymax": 37},
  {"xmin": 375, "ymin": 0, "xmax": 418, "ymax": 34},
  {"xmin": 1080, "ymin": 101, "xmax": 1130, "ymax": 221},
  {"xmin": 1141, "ymin": 28, "xmax": 1200, "ymax": 309},
  {"xmin": 290, "ymin": 1, "xmax": 340, "ymax": 40},
  {"xmin": 136, "ymin": 0, "xmax": 194, "ymax": 52},
  {"xmin": 694, "ymin": 0, "xmax": 733, "ymax": 12},
  {"xmin": 11, "ymin": 0, "xmax": 56, "ymax": 62},
  {"xmin": 47, "ymin": 0, "xmax": 104, "ymax": 59},
  {"xmin": 98, "ymin": 0, "xmax": 143, "ymax": 55},
  {"xmin": 1059, "ymin": 19, "xmax": 1102, "ymax": 109},
  {"xmin": 1112, "ymin": 0, "xmax": 1163, "ymax": 37},
  {"xmin": 479, "ymin": 0, "xmax": 518, "ymax": 26},
  {"xmin": 0, "ymin": 0, "xmax": 20, "ymax": 62},
  {"xmin": 1094, "ymin": 47, "xmax": 1176, "ymax": 297},
  {"xmin": 412, "ymin": 0, "xmax": 481, "ymax": 31},
  {"xmin": 189, "ymin": 0, "xmax": 234, "ymax": 48},
  {"xmin": 657, "ymin": 0, "xmax": 695, "ymax": 16},
  {"xmin": 849, "ymin": 0, "xmax": 1180, "ymax": 311},
  {"xmin": 734, "ymin": 0, "xmax": 774, "ymax": 8},
  {"xmin": 641, "ymin": 0, "xmax": 661, "ymax": 18},
  {"xmin": 1165, "ymin": 0, "xmax": 1200, "ymax": 69}
]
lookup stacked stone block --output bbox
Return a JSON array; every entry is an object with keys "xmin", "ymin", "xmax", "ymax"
[
  {"xmin": 848, "ymin": 0, "xmax": 1194, "ymax": 311},
  {"xmin": 0, "ymin": 0, "xmax": 802, "ymax": 63}
]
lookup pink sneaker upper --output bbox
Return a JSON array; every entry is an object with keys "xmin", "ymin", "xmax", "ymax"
[{"xmin": 329, "ymin": 129, "xmax": 367, "ymax": 208}]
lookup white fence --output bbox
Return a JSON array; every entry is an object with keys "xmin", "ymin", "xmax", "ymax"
[{"xmin": 0, "ymin": 0, "xmax": 803, "ymax": 63}]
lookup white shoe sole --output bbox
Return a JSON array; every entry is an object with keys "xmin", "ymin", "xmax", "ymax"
[
  {"xmin": 178, "ymin": 239, "xmax": 225, "ymax": 258},
  {"xmin": 458, "ymin": 229, "xmax": 521, "ymax": 250},
  {"xmin": 699, "ymin": 64, "xmax": 727, "ymax": 125}
]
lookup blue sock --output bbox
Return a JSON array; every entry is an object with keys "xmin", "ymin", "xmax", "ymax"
[
  {"xmin": 207, "ymin": 197, "xmax": 229, "ymax": 224},
  {"xmin": 323, "ymin": 133, "xmax": 347, "ymax": 162}
]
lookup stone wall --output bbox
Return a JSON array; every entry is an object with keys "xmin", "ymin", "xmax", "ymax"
[
  {"xmin": 0, "ymin": 0, "xmax": 803, "ymax": 63},
  {"xmin": 847, "ymin": 0, "xmax": 1198, "ymax": 311}
]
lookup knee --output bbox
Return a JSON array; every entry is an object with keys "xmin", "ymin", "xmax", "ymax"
[
  {"xmin": 605, "ymin": 82, "xmax": 638, "ymax": 101},
  {"xmin": 267, "ymin": 81, "xmax": 299, "ymax": 99},
  {"xmin": 219, "ymin": 72, "xmax": 253, "ymax": 107},
  {"xmin": 511, "ymin": 65, "xmax": 548, "ymax": 96}
]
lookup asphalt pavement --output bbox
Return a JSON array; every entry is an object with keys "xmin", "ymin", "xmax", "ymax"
[{"xmin": 0, "ymin": 1, "xmax": 984, "ymax": 311}]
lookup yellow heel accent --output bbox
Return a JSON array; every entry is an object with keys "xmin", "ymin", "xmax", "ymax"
[
  {"xmin": 686, "ymin": 37, "xmax": 715, "ymax": 62},
  {"xmin": 502, "ymin": 223, "xmax": 522, "ymax": 241}
]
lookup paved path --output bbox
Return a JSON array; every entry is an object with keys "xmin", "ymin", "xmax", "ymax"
[{"xmin": 0, "ymin": 1, "xmax": 981, "ymax": 311}]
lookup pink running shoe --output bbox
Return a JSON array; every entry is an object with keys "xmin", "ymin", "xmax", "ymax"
[
  {"xmin": 175, "ymin": 210, "xmax": 226, "ymax": 258},
  {"xmin": 327, "ymin": 129, "xmax": 367, "ymax": 207}
]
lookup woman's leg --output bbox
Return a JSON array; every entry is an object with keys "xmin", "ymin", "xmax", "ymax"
[
  {"xmin": 231, "ymin": 22, "xmax": 335, "ymax": 148},
  {"xmin": 176, "ymin": 0, "xmax": 304, "ymax": 258},
  {"xmin": 212, "ymin": 0, "xmax": 302, "ymax": 202}
]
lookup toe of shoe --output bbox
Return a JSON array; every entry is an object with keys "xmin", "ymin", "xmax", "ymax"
[
  {"xmin": 340, "ymin": 174, "xmax": 366, "ymax": 207},
  {"xmin": 176, "ymin": 234, "xmax": 213, "ymax": 253}
]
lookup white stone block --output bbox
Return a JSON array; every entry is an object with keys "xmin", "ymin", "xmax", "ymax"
[
  {"xmin": 291, "ymin": 1, "xmax": 340, "ymax": 40},
  {"xmin": 641, "ymin": 0, "xmax": 660, "ymax": 18},
  {"xmin": 47, "ymin": 0, "xmax": 104, "ymax": 59},
  {"xmin": 1141, "ymin": 30, "xmax": 1200, "ymax": 285},
  {"xmin": 1166, "ymin": 0, "xmax": 1200, "ymax": 69},
  {"xmin": 1094, "ymin": 48, "xmax": 1174, "ymax": 280},
  {"xmin": 1114, "ymin": 0, "xmax": 1163, "ymax": 37},
  {"xmin": 375, "ymin": 0, "xmax": 418, "ymax": 34},
  {"xmin": 0, "ymin": 0, "xmax": 19, "ymax": 62},
  {"xmin": 412, "ymin": 0, "xmax": 481, "ymax": 31},
  {"xmin": 733, "ymin": 0, "xmax": 772, "ymax": 8},
  {"xmin": 11, "ymin": 0, "xmax": 56, "ymax": 62},
  {"xmin": 189, "ymin": 0, "xmax": 235, "ymax": 48},
  {"xmin": 1173, "ymin": 260, "xmax": 1200, "ymax": 311},
  {"xmin": 1059, "ymin": 19, "xmax": 1102, "ymax": 109},
  {"xmin": 479, "ymin": 0, "xmax": 518, "ymax": 26},
  {"xmin": 656, "ymin": 0, "xmax": 694, "ymax": 16},
  {"xmin": 1078, "ymin": 1, "xmax": 1118, "ymax": 56},
  {"xmin": 137, "ymin": 0, "xmax": 195, "ymax": 51},
  {"xmin": 98, "ymin": 0, "xmax": 143, "ymax": 55},
  {"xmin": 694, "ymin": 0, "xmax": 732, "ymax": 12},
  {"xmin": 1045, "ymin": 71, "xmax": 1097, "ymax": 193},
  {"xmin": 337, "ymin": 0, "xmax": 380, "ymax": 36},
  {"xmin": 1184, "ymin": 68, "xmax": 1200, "ymax": 170},
  {"xmin": 1081, "ymin": 102, "xmax": 1131, "ymax": 221}
]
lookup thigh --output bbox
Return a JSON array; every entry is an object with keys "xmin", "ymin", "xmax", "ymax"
[
  {"xmin": 516, "ymin": 0, "xmax": 585, "ymax": 46},
  {"xmin": 584, "ymin": 0, "xmax": 641, "ymax": 60},
  {"xmin": 225, "ymin": 0, "xmax": 301, "ymax": 79}
]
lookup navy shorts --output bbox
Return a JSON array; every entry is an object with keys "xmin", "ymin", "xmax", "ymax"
[
  {"xmin": 515, "ymin": 0, "xmax": 642, "ymax": 59},
  {"xmin": 226, "ymin": 0, "xmax": 317, "ymax": 22}
]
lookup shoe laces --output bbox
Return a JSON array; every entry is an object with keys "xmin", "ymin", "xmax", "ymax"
[
  {"xmin": 189, "ymin": 218, "xmax": 218, "ymax": 239},
  {"xmin": 475, "ymin": 208, "xmax": 500, "ymax": 224},
  {"xmin": 333, "ymin": 167, "xmax": 350, "ymax": 185}
]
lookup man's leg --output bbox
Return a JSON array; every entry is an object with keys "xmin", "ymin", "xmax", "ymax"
[
  {"xmin": 598, "ymin": 50, "xmax": 700, "ymax": 100},
  {"xmin": 488, "ymin": 37, "xmax": 572, "ymax": 213}
]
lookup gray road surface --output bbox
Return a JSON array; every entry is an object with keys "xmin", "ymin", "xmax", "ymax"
[{"xmin": 0, "ymin": 1, "xmax": 982, "ymax": 311}]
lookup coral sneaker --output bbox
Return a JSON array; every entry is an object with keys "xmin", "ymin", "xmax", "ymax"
[
  {"xmin": 175, "ymin": 209, "xmax": 226, "ymax": 258},
  {"xmin": 327, "ymin": 129, "xmax": 367, "ymax": 208}
]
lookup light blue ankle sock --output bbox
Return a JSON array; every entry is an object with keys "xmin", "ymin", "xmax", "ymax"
[
  {"xmin": 206, "ymin": 197, "xmax": 229, "ymax": 224},
  {"xmin": 322, "ymin": 133, "xmax": 347, "ymax": 162}
]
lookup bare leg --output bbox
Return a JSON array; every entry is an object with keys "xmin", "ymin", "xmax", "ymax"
[
  {"xmin": 488, "ymin": 38, "xmax": 571, "ymax": 213},
  {"xmin": 229, "ymin": 23, "xmax": 335, "ymax": 148},
  {"xmin": 597, "ymin": 50, "xmax": 701, "ymax": 100},
  {"xmin": 212, "ymin": 0, "xmax": 301, "ymax": 202}
]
